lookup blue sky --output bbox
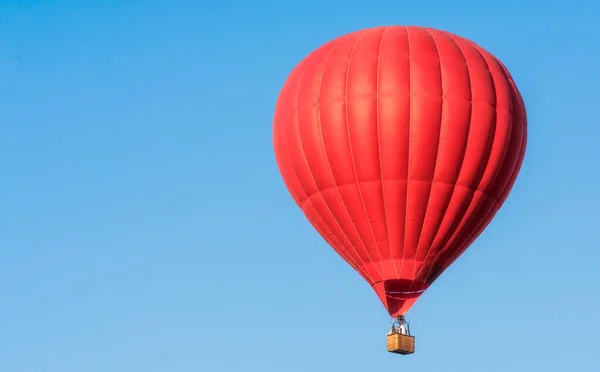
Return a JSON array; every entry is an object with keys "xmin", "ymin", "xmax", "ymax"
[{"xmin": 1, "ymin": 1, "xmax": 599, "ymax": 371}]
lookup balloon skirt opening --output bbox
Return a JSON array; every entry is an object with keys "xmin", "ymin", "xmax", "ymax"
[{"xmin": 373, "ymin": 279, "xmax": 428, "ymax": 317}]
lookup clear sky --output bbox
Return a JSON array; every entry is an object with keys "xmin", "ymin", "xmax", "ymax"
[{"xmin": 1, "ymin": 1, "xmax": 599, "ymax": 371}]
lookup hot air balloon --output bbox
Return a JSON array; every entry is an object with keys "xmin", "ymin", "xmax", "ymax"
[{"xmin": 272, "ymin": 25, "xmax": 527, "ymax": 354}]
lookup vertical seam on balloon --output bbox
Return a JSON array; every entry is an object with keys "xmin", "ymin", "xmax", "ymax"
[
  {"xmin": 409, "ymin": 32, "xmax": 468, "ymax": 280},
  {"xmin": 452, "ymin": 62, "xmax": 527, "ymax": 262},
  {"xmin": 283, "ymin": 104, "xmax": 343, "ymax": 256},
  {"xmin": 313, "ymin": 37, "xmax": 375, "ymax": 280},
  {"xmin": 419, "ymin": 39, "xmax": 498, "ymax": 283},
  {"xmin": 274, "ymin": 94, "xmax": 301, "ymax": 205},
  {"xmin": 397, "ymin": 25, "xmax": 412, "ymax": 292},
  {"xmin": 280, "ymin": 66, "xmax": 317, "ymax": 206},
  {"xmin": 315, "ymin": 34, "xmax": 384, "ymax": 283},
  {"xmin": 470, "ymin": 45, "xmax": 502, "ymax": 194},
  {"xmin": 409, "ymin": 28, "xmax": 445, "ymax": 293},
  {"xmin": 286, "ymin": 64, "xmax": 344, "ymax": 253},
  {"xmin": 441, "ymin": 48, "xmax": 512, "ymax": 258},
  {"xmin": 413, "ymin": 33, "xmax": 475, "ymax": 284},
  {"xmin": 290, "ymin": 43, "xmax": 376, "ymax": 284},
  {"xmin": 412, "ymin": 28, "xmax": 444, "ymax": 274},
  {"xmin": 277, "ymin": 101, "xmax": 353, "ymax": 267},
  {"xmin": 424, "ymin": 43, "xmax": 510, "ymax": 281},
  {"xmin": 343, "ymin": 29, "xmax": 387, "ymax": 280},
  {"xmin": 376, "ymin": 26, "xmax": 400, "ymax": 283},
  {"xmin": 443, "ymin": 117, "xmax": 524, "ymax": 273}
]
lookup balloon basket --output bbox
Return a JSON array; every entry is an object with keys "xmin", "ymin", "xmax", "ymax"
[{"xmin": 386, "ymin": 333, "xmax": 415, "ymax": 355}]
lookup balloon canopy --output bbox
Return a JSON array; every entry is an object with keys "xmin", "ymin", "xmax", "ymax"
[{"xmin": 273, "ymin": 26, "xmax": 527, "ymax": 317}]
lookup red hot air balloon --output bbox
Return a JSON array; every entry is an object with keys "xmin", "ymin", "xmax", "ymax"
[{"xmin": 273, "ymin": 26, "xmax": 526, "ymax": 327}]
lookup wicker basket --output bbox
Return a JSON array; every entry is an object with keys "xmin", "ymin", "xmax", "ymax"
[{"xmin": 386, "ymin": 333, "xmax": 415, "ymax": 355}]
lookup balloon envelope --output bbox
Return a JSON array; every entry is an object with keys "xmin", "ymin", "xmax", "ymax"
[{"xmin": 273, "ymin": 26, "xmax": 527, "ymax": 317}]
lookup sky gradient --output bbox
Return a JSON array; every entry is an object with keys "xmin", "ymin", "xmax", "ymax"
[{"xmin": 2, "ymin": 1, "xmax": 599, "ymax": 371}]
